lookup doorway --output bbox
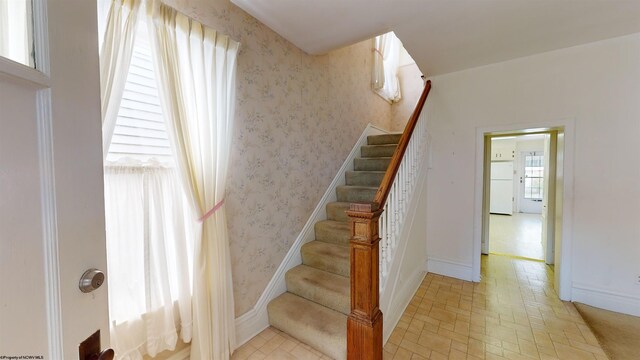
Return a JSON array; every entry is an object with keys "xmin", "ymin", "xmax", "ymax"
[
  {"xmin": 473, "ymin": 122, "xmax": 574, "ymax": 300},
  {"xmin": 519, "ymin": 150, "xmax": 545, "ymax": 214},
  {"xmin": 487, "ymin": 135, "xmax": 548, "ymax": 261}
]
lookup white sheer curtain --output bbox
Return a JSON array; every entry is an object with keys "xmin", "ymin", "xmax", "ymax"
[
  {"xmin": 372, "ymin": 32, "xmax": 402, "ymax": 103},
  {"xmin": 104, "ymin": 164, "xmax": 196, "ymax": 360},
  {"xmin": 100, "ymin": 1, "xmax": 196, "ymax": 358},
  {"xmin": 146, "ymin": 1, "xmax": 239, "ymax": 358},
  {"xmin": 100, "ymin": 0, "xmax": 141, "ymax": 158}
]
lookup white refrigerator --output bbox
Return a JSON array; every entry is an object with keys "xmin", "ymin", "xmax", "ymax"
[{"xmin": 490, "ymin": 162, "xmax": 514, "ymax": 215}]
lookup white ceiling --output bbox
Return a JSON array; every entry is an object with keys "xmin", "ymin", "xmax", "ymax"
[{"xmin": 231, "ymin": 0, "xmax": 640, "ymax": 75}]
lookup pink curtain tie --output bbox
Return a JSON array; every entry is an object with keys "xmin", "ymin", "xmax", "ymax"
[{"xmin": 199, "ymin": 199, "xmax": 225, "ymax": 222}]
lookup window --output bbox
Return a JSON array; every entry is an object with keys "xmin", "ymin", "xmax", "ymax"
[
  {"xmin": 100, "ymin": 0, "xmax": 240, "ymax": 355},
  {"xmin": 372, "ymin": 31, "xmax": 402, "ymax": 103},
  {"xmin": 523, "ymin": 152, "xmax": 544, "ymax": 200},
  {"xmin": 103, "ymin": 19, "xmax": 194, "ymax": 358},
  {"xmin": 0, "ymin": 0, "xmax": 35, "ymax": 67}
]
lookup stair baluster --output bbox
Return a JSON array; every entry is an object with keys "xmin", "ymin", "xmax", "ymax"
[{"xmin": 347, "ymin": 80, "xmax": 432, "ymax": 360}]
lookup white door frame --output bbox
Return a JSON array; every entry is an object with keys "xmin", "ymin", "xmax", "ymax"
[{"xmin": 472, "ymin": 119, "xmax": 575, "ymax": 300}]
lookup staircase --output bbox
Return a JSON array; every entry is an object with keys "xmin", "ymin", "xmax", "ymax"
[{"xmin": 267, "ymin": 133, "xmax": 402, "ymax": 360}]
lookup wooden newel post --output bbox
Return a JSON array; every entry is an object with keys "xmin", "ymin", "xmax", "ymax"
[
  {"xmin": 345, "ymin": 81, "xmax": 430, "ymax": 359},
  {"xmin": 346, "ymin": 204, "xmax": 383, "ymax": 360}
]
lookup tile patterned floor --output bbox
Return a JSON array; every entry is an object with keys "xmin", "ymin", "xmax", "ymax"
[
  {"xmin": 233, "ymin": 255, "xmax": 608, "ymax": 360},
  {"xmin": 384, "ymin": 255, "xmax": 607, "ymax": 360},
  {"xmin": 489, "ymin": 213, "xmax": 544, "ymax": 260},
  {"xmin": 232, "ymin": 326, "xmax": 332, "ymax": 360}
]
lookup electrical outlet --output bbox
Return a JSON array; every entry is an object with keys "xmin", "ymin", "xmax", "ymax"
[{"xmin": 636, "ymin": 275, "xmax": 640, "ymax": 286}]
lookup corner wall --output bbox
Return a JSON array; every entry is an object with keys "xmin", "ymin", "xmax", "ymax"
[
  {"xmin": 391, "ymin": 63, "xmax": 424, "ymax": 132},
  {"xmin": 163, "ymin": 0, "xmax": 392, "ymax": 316},
  {"xmin": 425, "ymin": 33, "xmax": 640, "ymax": 315}
]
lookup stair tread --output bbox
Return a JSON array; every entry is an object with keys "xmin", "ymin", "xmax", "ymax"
[
  {"xmin": 362, "ymin": 144, "xmax": 397, "ymax": 148},
  {"xmin": 316, "ymin": 219, "xmax": 350, "ymax": 228},
  {"xmin": 327, "ymin": 200, "xmax": 376, "ymax": 205},
  {"xmin": 346, "ymin": 170, "xmax": 386, "ymax": 174},
  {"xmin": 326, "ymin": 202, "xmax": 350, "ymax": 222},
  {"xmin": 301, "ymin": 241, "xmax": 350, "ymax": 277},
  {"xmin": 367, "ymin": 133, "xmax": 402, "ymax": 145},
  {"xmin": 336, "ymin": 185, "xmax": 378, "ymax": 203},
  {"xmin": 327, "ymin": 201, "xmax": 351, "ymax": 207},
  {"xmin": 361, "ymin": 144, "xmax": 398, "ymax": 158},
  {"xmin": 286, "ymin": 264, "xmax": 350, "ymax": 315},
  {"xmin": 268, "ymin": 292, "xmax": 347, "ymax": 360},
  {"xmin": 355, "ymin": 157, "xmax": 392, "ymax": 160},
  {"xmin": 354, "ymin": 157, "xmax": 392, "ymax": 171},
  {"xmin": 315, "ymin": 219, "xmax": 350, "ymax": 245},
  {"xmin": 345, "ymin": 171, "xmax": 386, "ymax": 186},
  {"xmin": 336, "ymin": 185, "xmax": 378, "ymax": 190}
]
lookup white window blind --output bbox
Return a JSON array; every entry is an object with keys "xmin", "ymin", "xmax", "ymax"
[{"xmin": 106, "ymin": 24, "xmax": 172, "ymax": 164}]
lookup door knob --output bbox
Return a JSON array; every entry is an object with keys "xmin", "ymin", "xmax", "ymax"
[
  {"xmin": 79, "ymin": 330, "xmax": 113, "ymax": 360},
  {"xmin": 79, "ymin": 268, "xmax": 105, "ymax": 293},
  {"xmin": 87, "ymin": 349, "xmax": 114, "ymax": 360}
]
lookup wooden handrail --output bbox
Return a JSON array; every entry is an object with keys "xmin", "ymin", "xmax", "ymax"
[
  {"xmin": 346, "ymin": 79, "xmax": 432, "ymax": 360},
  {"xmin": 349, "ymin": 80, "xmax": 431, "ymax": 213}
]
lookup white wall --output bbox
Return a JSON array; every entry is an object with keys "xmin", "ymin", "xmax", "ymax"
[
  {"xmin": 399, "ymin": 45, "xmax": 415, "ymax": 68},
  {"xmin": 391, "ymin": 63, "xmax": 424, "ymax": 132},
  {"xmin": 515, "ymin": 138, "xmax": 544, "ymax": 153},
  {"xmin": 425, "ymin": 33, "xmax": 640, "ymax": 315},
  {"xmin": 391, "ymin": 41, "xmax": 424, "ymax": 132}
]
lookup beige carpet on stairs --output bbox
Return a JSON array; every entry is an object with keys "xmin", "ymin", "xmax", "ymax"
[
  {"xmin": 266, "ymin": 133, "xmax": 402, "ymax": 360},
  {"xmin": 574, "ymin": 302, "xmax": 640, "ymax": 360}
]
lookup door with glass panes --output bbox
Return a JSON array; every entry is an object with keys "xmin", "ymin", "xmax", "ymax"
[
  {"xmin": 519, "ymin": 151, "xmax": 544, "ymax": 213},
  {"xmin": 0, "ymin": 1, "xmax": 110, "ymax": 358}
]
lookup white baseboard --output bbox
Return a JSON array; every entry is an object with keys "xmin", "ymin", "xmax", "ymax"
[
  {"xmin": 426, "ymin": 257, "xmax": 473, "ymax": 282},
  {"xmin": 233, "ymin": 124, "xmax": 388, "ymax": 348},
  {"xmin": 572, "ymin": 283, "xmax": 640, "ymax": 317},
  {"xmin": 382, "ymin": 268, "xmax": 425, "ymax": 343},
  {"xmin": 235, "ymin": 307, "xmax": 270, "ymax": 350}
]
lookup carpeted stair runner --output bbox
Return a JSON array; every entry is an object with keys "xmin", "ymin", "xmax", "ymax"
[{"xmin": 267, "ymin": 133, "xmax": 401, "ymax": 360}]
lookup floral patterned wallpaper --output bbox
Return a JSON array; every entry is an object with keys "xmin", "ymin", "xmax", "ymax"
[{"xmin": 164, "ymin": 0, "xmax": 392, "ymax": 315}]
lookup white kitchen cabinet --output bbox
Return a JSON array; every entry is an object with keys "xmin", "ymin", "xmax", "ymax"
[{"xmin": 491, "ymin": 140, "xmax": 516, "ymax": 161}]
